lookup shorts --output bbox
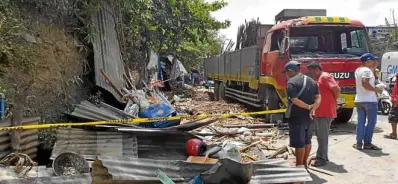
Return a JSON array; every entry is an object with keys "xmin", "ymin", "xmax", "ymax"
[
  {"xmin": 288, "ymin": 117, "xmax": 314, "ymax": 148},
  {"xmin": 388, "ymin": 108, "xmax": 398, "ymax": 123}
]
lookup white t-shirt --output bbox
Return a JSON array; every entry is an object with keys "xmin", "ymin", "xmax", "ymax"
[{"xmin": 354, "ymin": 67, "xmax": 377, "ymax": 102}]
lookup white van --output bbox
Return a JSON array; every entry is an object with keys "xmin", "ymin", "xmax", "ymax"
[{"xmin": 381, "ymin": 51, "xmax": 398, "ymax": 85}]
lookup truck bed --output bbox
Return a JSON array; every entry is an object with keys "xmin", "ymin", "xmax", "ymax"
[{"xmin": 204, "ymin": 46, "xmax": 260, "ymax": 82}]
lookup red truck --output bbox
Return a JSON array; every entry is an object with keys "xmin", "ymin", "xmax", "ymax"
[{"xmin": 204, "ymin": 9, "xmax": 370, "ymax": 123}]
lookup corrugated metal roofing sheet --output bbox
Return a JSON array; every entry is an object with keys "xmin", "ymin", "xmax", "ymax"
[
  {"xmin": 249, "ymin": 159, "xmax": 312, "ymax": 183},
  {"xmin": 0, "ymin": 174, "xmax": 92, "ymax": 184},
  {"xmin": 68, "ymin": 101, "xmax": 134, "ymax": 121},
  {"xmin": 92, "ymin": 156, "xmax": 311, "ymax": 183},
  {"xmin": 92, "ymin": 3, "xmax": 126, "ymax": 101},
  {"xmin": 51, "ymin": 128, "xmax": 138, "ymax": 160},
  {"xmin": 0, "ymin": 117, "xmax": 40, "ymax": 159},
  {"xmin": 93, "ymin": 156, "xmax": 213, "ymax": 182},
  {"xmin": 51, "ymin": 128, "xmax": 197, "ymax": 161}
]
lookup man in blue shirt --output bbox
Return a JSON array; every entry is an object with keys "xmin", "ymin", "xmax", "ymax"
[{"xmin": 285, "ymin": 61, "xmax": 321, "ymax": 168}]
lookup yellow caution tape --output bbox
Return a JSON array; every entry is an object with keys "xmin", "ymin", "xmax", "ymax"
[{"xmin": 0, "ymin": 109, "xmax": 286, "ymax": 131}]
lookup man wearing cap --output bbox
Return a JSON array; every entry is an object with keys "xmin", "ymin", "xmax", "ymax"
[
  {"xmin": 284, "ymin": 61, "xmax": 321, "ymax": 168},
  {"xmin": 307, "ymin": 62, "xmax": 340, "ymax": 167},
  {"xmin": 353, "ymin": 53, "xmax": 383, "ymax": 150}
]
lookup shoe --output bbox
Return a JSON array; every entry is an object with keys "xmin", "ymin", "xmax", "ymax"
[
  {"xmin": 363, "ymin": 144, "xmax": 382, "ymax": 150},
  {"xmin": 353, "ymin": 143, "xmax": 363, "ymax": 150}
]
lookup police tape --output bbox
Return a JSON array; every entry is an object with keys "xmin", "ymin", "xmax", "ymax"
[{"xmin": 0, "ymin": 109, "xmax": 286, "ymax": 131}]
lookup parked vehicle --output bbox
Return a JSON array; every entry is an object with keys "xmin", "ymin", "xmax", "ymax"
[
  {"xmin": 376, "ymin": 82, "xmax": 392, "ymax": 115},
  {"xmin": 381, "ymin": 52, "xmax": 398, "ymax": 84},
  {"xmin": 204, "ymin": 9, "xmax": 370, "ymax": 123}
]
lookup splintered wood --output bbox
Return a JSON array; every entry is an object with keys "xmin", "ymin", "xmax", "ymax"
[{"xmin": 171, "ymin": 88, "xmax": 291, "ymax": 163}]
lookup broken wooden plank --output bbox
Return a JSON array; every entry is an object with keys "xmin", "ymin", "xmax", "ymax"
[
  {"xmin": 268, "ymin": 145, "xmax": 288, "ymax": 159},
  {"xmin": 222, "ymin": 124, "xmax": 274, "ymax": 128},
  {"xmin": 240, "ymin": 140, "xmax": 262, "ymax": 152},
  {"xmin": 255, "ymin": 132, "xmax": 274, "ymax": 137},
  {"xmin": 186, "ymin": 156, "xmax": 218, "ymax": 164},
  {"xmin": 123, "ymin": 74, "xmax": 135, "ymax": 90},
  {"xmin": 100, "ymin": 69, "xmax": 124, "ymax": 98},
  {"xmin": 287, "ymin": 146, "xmax": 295, "ymax": 156}
]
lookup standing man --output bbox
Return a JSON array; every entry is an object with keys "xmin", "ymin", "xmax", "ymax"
[
  {"xmin": 285, "ymin": 61, "xmax": 321, "ymax": 168},
  {"xmin": 353, "ymin": 53, "xmax": 382, "ymax": 150},
  {"xmin": 307, "ymin": 62, "xmax": 340, "ymax": 167},
  {"xmin": 385, "ymin": 73, "xmax": 398, "ymax": 139}
]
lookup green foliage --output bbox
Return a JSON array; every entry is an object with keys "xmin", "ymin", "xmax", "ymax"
[
  {"xmin": 149, "ymin": 0, "xmax": 230, "ymax": 51},
  {"xmin": 0, "ymin": 4, "xmax": 35, "ymax": 73},
  {"xmin": 121, "ymin": 0, "xmax": 230, "ymax": 69}
]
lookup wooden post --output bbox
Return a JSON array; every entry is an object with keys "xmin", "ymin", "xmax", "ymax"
[{"xmin": 10, "ymin": 103, "xmax": 23, "ymax": 152}]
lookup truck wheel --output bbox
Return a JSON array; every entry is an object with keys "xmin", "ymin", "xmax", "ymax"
[
  {"xmin": 214, "ymin": 82, "xmax": 220, "ymax": 101},
  {"xmin": 334, "ymin": 108, "xmax": 353, "ymax": 124},
  {"xmin": 266, "ymin": 87, "xmax": 283, "ymax": 123},
  {"xmin": 219, "ymin": 82, "xmax": 226, "ymax": 100},
  {"xmin": 266, "ymin": 87, "xmax": 280, "ymax": 110}
]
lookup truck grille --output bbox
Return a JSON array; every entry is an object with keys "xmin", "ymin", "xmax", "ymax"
[{"xmin": 340, "ymin": 86, "xmax": 356, "ymax": 94}]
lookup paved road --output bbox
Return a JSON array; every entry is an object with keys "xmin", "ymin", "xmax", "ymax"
[{"xmin": 307, "ymin": 111, "xmax": 398, "ymax": 184}]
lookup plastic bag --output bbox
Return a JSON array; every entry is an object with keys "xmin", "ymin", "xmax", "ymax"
[{"xmin": 216, "ymin": 141, "xmax": 242, "ymax": 162}]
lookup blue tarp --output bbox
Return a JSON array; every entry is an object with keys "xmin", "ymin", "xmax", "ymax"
[{"xmin": 139, "ymin": 103, "xmax": 180, "ymax": 128}]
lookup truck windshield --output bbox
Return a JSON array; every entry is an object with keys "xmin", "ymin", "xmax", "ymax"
[{"xmin": 289, "ymin": 26, "xmax": 370, "ymax": 58}]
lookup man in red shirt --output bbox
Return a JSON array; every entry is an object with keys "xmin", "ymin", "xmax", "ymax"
[
  {"xmin": 385, "ymin": 74, "xmax": 398, "ymax": 139},
  {"xmin": 307, "ymin": 62, "xmax": 341, "ymax": 167}
]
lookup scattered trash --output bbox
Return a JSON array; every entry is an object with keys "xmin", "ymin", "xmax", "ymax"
[
  {"xmin": 157, "ymin": 169, "xmax": 176, "ymax": 184},
  {"xmin": 188, "ymin": 176, "xmax": 204, "ymax": 184},
  {"xmin": 217, "ymin": 141, "xmax": 242, "ymax": 162},
  {"xmin": 186, "ymin": 138, "xmax": 207, "ymax": 156},
  {"xmin": 236, "ymin": 115, "xmax": 246, "ymax": 120},
  {"xmin": 124, "ymin": 101, "xmax": 139, "ymax": 117},
  {"xmin": 173, "ymin": 95, "xmax": 182, "ymax": 102}
]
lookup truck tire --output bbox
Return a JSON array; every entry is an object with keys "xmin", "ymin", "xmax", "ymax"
[
  {"xmin": 265, "ymin": 87, "xmax": 283, "ymax": 123},
  {"xmin": 219, "ymin": 82, "xmax": 226, "ymax": 100},
  {"xmin": 266, "ymin": 87, "xmax": 280, "ymax": 110},
  {"xmin": 214, "ymin": 82, "xmax": 220, "ymax": 101},
  {"xmin": 334, "ymin": 108, "xmax": 353, "ymax": 124}
]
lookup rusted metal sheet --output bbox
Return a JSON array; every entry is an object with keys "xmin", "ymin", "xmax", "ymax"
[
  {"xmin": 92, "ymin": 157, "xmax": 311, "ymax": 183},
  {"xmin": 51, "ymin": 128, "xmax": 138, "ymax": 160},
  {"xmin": 0, "ymin": 117, "xmax": 40, "ymax": 159},
  {"xmin": 93, "ymin": 156, "xmax": 212, "ymax": 182},
  {"xmin": 92, "ymin": 3, "xmax": 126, "ymax": 101}
]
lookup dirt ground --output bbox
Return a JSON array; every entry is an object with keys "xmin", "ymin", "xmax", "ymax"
[{"xmin": 306, "ymin": 112, "xmax": 398, "ymax": 184}]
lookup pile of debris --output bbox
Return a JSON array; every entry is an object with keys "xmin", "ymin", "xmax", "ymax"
[{"xmin": 0, "ymin": 84, "xmax": 311, "ymax": 183}]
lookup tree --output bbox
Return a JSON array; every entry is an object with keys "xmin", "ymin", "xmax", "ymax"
[
  {"xmin": 147, "ymin": 0, "xmax": 230, "ymax": 67},
  {"xmin": 119, "ymin": 0, "xmax": 230, "ymax": 73}
]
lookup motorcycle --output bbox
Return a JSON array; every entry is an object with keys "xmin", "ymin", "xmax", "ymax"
[{"xmin": 376, "ymin": 81, "xmax": 393, "ymax": 115}]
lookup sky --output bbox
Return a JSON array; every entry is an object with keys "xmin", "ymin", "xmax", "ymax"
[{"xmin": 207, "ymin": 0, "xmax": 398, "ymax": 41}]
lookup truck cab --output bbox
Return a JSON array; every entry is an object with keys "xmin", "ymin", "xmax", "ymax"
[{"xmin": 261, "ymin": 16, "xmax": 370, "ymax": 122}]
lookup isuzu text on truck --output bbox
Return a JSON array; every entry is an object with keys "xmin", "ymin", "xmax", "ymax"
[{"xmin": 204, "ymin": 9, "xmax": 371, "ymax": 123}]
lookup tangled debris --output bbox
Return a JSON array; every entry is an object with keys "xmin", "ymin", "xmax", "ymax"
[
  {"xmin": 0, "ymin": 153, "xmax": 37, "ymax": 176},
  {"xmin": 170, "ymin": 86, "xmax": 291, "ymax": 163}
]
